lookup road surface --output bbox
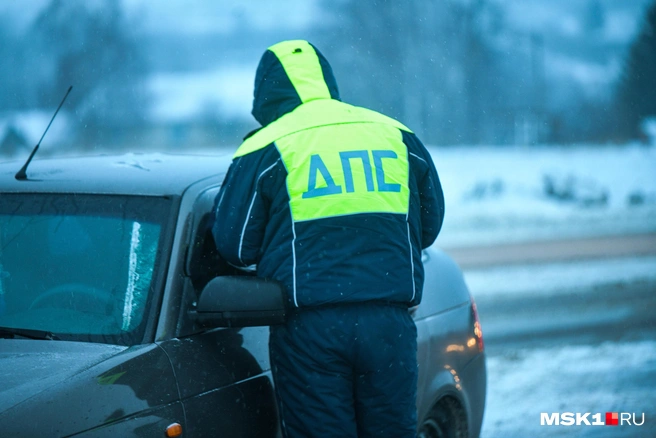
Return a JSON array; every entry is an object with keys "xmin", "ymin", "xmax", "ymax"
[
  {"xmin": 443, "ymin": 233, "xmax": 656, "ymax": 437},
  {"xmin": 445, "ymin": 232, "xmax": 656, "ymax": 269}
]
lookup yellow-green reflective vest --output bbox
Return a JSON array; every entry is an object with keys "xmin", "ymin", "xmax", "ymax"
[{"xmin": 235, "ymin": 99, "xmax": 413, "ymax": 222}]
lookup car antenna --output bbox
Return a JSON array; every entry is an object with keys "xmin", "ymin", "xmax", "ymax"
[{"xmin": 15, "ymin": 85, "xmax": 73, "ymax": 181}]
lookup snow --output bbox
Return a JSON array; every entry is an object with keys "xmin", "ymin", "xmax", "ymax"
[
  {"xmin": 545, "ymin": 52, "xmax": 621, "ymax": 97},
  {"xmin": 482, "ymin": 340, "xmax": 656, "ymax": 437},
  {"xmin": 464, "ymin": 256, "xmax": 656, "ymax": 299},
  {"xmin": 642, "ymin": 118, "xmax": 656, "ymax": 142},
  {"xmin": 0, "ymin": 110, "xmax": 73, "ymax": 147},
  {"xmin": 147, "ymin": 66, "xmax": 254, "ymax": 122},
  {"xmin": 428, "ymin": 143, "xmax": 656, "ymax": 248},
  {"xmin": 433, "ymin": 143, "xmax": 656, "ymax": 437},
  {"xmin": 122, "ymin": 222, "xmax": 141, "ymax": 331}
]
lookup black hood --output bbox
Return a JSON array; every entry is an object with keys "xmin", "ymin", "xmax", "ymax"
[
  {"xmin": 0, "ymin": 340, "xmax": 127, "ymax": 413},
  {"xmin": 251, "ymin": 40, "xmax": 341, "ymax": 127}
]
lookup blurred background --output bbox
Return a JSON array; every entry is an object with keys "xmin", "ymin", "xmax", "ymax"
[
  {"xmin": 1, "ymin": 1, "xmax": 655, "ymax": 436},
  {"xmin": 0, "ymin": 0, "xmax": 655, "ymax": 153}
]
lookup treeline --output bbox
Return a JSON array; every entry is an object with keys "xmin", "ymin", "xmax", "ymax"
[
  {"xmin": 312, "ymin": 0, "xmax": 656, "ymax": 145},
  {"xmin": 0, "ymin": 0, "xmax": 149, "ymax": 129},
  {"xmin": 614, "ymin": 0, "xmax": 656, "ymax": 142},
  {"xmin": 1, "ymin": 0, "xmax": 654, "ymax": 149}
]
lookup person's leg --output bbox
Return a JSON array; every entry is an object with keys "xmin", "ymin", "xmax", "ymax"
[
  {"xmin": 269, "ymin": 307, "xmax": 359, "ymax": 438},
  {"xmin": 354, "ymin": 304, "xmax": 418, "ymax": 438}
]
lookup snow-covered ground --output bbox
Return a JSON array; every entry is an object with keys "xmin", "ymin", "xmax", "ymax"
[
  {"xmin": 434, "ymin": 143, "xmax": 656, "ymax": 437},
  {"xmin": 428, "ymin": 143, "xmax": 656, "ymax": 248},
  {"xmin": 482, "ymin": 339, "xmax": 656, "ymax": 437},
  {"xmin": 464, "ymin": 255, "xmax": 656, "ymax": 438}
]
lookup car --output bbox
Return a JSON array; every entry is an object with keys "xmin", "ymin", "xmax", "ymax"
[{"xmin": 0, "ymin": 152, "xmax": 486, "ymax": 437}]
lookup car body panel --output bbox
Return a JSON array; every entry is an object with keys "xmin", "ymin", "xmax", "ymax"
[
  {"xmin": 154, "ymin": 180, "xmax": 223, "ymax": 343},
  {"xmin": 157, "ymin": 328, "xmax": 272, "ymax": 397},
  {"xmin": 71, "ymin": 403, "xmax": 186, "ymax": 437},
  {"xmin": 0, "ymin": 153, "xmax": 232, "ymax": 196},
  {"xmin": 0, "ymin": 153, "xmax": 486, "ymax": 437},
  {"xmin": 157, "ymin": 327, "xmax": 278, "ymax": 436},
  {"xmin": 416, "ymin": 246, "xmax": 487, "ymax": 433},
  {"xmin": 0, "ymin": 340, "xmax": 128, "ymax": 412},
  {"xmin": 459, "ymin": 353, "xmax": 487, "ymax": 438},
  {"xmin": 0, "ymin": 343, "xmax": 181, "ymax": 437},
  {"xmin": 180, "ymin": 375, "xmax": 277, "ymax": 437}
]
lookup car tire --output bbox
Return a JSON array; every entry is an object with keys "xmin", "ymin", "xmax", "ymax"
[{"xmin": 417, "ymin": 397, "xmax": 468, "ymax": 438}]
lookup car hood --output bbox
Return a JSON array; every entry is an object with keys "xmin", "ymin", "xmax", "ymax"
[{"xmin": 0, "ymin": 339, "xmax": 128, "ymax": 412}]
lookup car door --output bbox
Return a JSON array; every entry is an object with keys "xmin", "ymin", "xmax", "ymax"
[
  {"xmin": 157, "ymin": 328, "xmax": 278, "ymax": 437},
  {"xmin": 157, "ymin": 187, "xmax": 279, "ymax": 437}
]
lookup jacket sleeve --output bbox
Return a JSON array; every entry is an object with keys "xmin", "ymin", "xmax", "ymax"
[
  {"xmin": 403, "ymin": 131, "xmax": 445, "ymax": 249},
  {"xmin": 212, "ymin": 152, "xmax": 271, "ymax": 267}
]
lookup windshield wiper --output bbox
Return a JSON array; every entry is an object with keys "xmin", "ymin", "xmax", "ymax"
[{"xmin": 0, "ymin": 326, "xmax": 60, "ymax": 340}]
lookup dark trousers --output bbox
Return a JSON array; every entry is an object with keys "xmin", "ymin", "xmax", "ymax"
[{"xmin": 269, "ymin": 302, "xmax": 418, "ymax": 438}]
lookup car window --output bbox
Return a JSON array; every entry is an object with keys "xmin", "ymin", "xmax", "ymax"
[
  {"xmin": 0, "ymin": 194, "xmax": 172, "ymax": 345},
  {"xmin": 185, "ymin": 188, "xmax": 248, "ymax": 292}
]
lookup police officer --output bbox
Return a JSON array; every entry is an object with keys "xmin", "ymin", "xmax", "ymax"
[{"xmin": 213, "ymin": 40, "xmax": 444, "ymax": 437}]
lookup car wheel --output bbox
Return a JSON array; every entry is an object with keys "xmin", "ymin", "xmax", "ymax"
[{"xmin": 418, "ymin": 397, "xmax": 468, "ymax": 438}]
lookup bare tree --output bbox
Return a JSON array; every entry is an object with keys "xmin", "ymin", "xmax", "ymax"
[
  {"xmin": 615, "ymin": 0, "xmax": 656, "ymax": 141},
  {"xmin": 314, "ymin": 0, "xmax": 502, "ymax": 145},
  {"xmin": 32, "ymin": 0, "xmax": 150, "ymax": 127}
]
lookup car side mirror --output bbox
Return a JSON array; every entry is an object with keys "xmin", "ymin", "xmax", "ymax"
[{"xmin": 193, "ymin": 276, "xmax": 287, "ymax": 328}]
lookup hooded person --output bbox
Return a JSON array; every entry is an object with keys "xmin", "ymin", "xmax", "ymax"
[{"xmin": 212, "ymin": 40, "xmax": 444, "ymax": 437}]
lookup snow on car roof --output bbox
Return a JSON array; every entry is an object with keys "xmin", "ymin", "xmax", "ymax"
[{"xmin": 0, "ymin": 152, "xmax": 233, "ymax": 196}]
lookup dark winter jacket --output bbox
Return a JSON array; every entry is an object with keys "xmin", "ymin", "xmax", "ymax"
[{"xmin": 212, "ymin": 40, "xmax": 444, "ymax": 308}]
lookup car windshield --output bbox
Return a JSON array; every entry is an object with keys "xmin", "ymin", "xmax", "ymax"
[{"xmin": 0, "ymin": 193, "xmax": 172, "ymax": 346}]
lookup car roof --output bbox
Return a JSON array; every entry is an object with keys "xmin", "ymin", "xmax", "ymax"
[{"xmin": 0, "ymin": 152, "xmax": 233, "ymax": 196}]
